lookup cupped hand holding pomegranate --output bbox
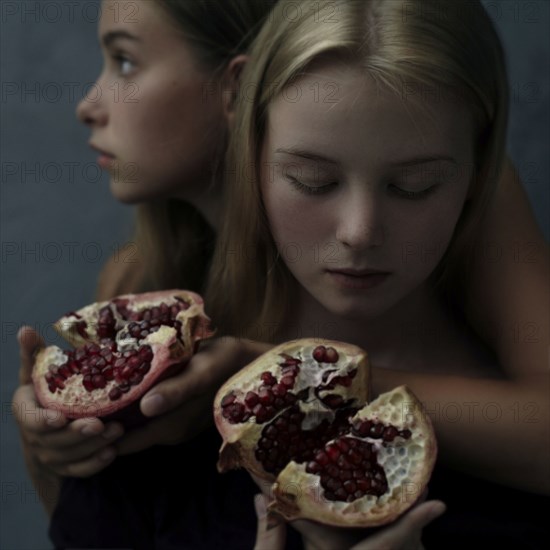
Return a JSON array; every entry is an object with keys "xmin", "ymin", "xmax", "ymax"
[
  {"xmin": 253, "ymin": 492, "xmax": 445, "ymax": 550},
  {"xmin": 13, "ymin": 327, "xmax": 123, "ymax": 515}
]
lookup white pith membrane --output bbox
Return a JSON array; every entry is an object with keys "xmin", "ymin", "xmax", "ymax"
[
  {"xmin": 33, "ymin": 290, "xmax": 212, "ymax": 418},
  {"xmin": 271, "ymin": 386, "xmax": 436, "ymax": 526},
  {"xmin": 55, "ymin": 290, "xmax": 207, "ymax": 347},
  {"xmin": 214, "ymin": 339, "xmax": 436, "ymax": 527}
]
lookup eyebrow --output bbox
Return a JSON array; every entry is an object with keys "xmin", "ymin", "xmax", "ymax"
[
  {"xmin": 274, "ymin": 148, "xmax": 340, "ymax": 166},
  {"xmin": 390, "ymin": 155, "xmax": 458, "ymax": 167},
  {"xmin": 101, "ymin": 30, "xmax": 140, "ymax": 48},
  {"xmin": 275, "ymin": 148, "xmax": 458, "ymax": 168}
]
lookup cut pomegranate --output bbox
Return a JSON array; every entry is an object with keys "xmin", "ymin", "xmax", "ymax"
[
  {"xmin": 213, "ymin": 339, "xmax": 436, "ymax": 527},
  {"xmin": 32, "ymin": 290, "xmax": 213, "ymax": 422}
]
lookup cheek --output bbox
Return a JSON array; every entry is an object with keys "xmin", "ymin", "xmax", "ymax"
[
  {"xmin": 263, "ymin": 186, "xmax": 328, "ymax": 250},
  {"xmin": 393, "ymin": 196, "xmax": 466, "ymax": 272}
]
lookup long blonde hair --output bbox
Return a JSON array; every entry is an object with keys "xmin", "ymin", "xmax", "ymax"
[
  {"xmin": 207, "ymin": 0, "xmax": 509, "ymax": 338},
  {"xmin": 130, "ymin": 0, "xmax": 277, "ymax": 293}
]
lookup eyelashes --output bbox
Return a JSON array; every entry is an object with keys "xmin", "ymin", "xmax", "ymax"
[
  {"xmin": 387, "ymin": 184, "xmax": 440, "ymax": 200},
  {"xmin": 286, "ymin": 177, "xmax": 440, "ymax": 200},
  {"xmin": 286, "ymin": 177, "xmax": 337, "ymax": 195}
]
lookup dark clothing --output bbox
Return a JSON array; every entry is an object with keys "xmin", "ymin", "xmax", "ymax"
[
  {"xmin": 49, "ymin": 427, "xmax": 304, "ymax": 549},
  {"xmin": 423, "ymin": 464, "xmax": 549, "ymax": 549},
  {"xmin": 50, "ymin": 428, "xmax": 548, "ymax": 549}
]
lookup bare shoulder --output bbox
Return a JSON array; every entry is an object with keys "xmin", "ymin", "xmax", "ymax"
[{"xmin": 96, "ymin": 243, "xmax": 147, "ymax": 301}]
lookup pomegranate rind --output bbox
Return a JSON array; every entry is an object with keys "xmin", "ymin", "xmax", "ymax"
[
  {"xmin": 54, "ymin": 289, "xmax": 212, "ymax": 348},
  {"xmin": 32, "ymin": 289, "xmax": 214, "ymax": 421},
  {"xmin": 270, "ymin": 385, "xmax": 437, "ymax": 527},
  {"xmin": 214, "ymin": 338, "xmax": 370, "ymax": 480},
  {"xmin": 32, "ymin": 325, "xmax": 186, "ymax": 419}
]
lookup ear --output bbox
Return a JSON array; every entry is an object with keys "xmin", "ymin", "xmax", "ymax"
[{"xmin": 221, "ymin": 54, "xmax": 249, "ymax": 125}]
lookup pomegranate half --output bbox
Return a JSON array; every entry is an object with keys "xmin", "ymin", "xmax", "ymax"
[
  {"xmin": 32, "ymin": 290, "xmax": 213, "ymax": 422},
  {"xmin": 213, "ymin": 339, "xmax": 437, "ymax": 527}
]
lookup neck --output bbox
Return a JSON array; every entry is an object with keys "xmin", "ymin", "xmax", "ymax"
[{"xmin": 290, "ymin": 284, "xmax": 444, "ymax": 368}]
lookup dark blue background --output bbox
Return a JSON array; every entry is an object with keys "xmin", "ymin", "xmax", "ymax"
[{"xmin": 1, "ymin": 1, "xmax": 548, "ymax": 548}]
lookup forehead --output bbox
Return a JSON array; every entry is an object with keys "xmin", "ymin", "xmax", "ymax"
[
  {"xmin": 266, "ymin": 63, "xmax": 475, "ymax": 166},
  {"xmin": 99, "ymin": 0, "xmax": 173, "ymax": 39}
]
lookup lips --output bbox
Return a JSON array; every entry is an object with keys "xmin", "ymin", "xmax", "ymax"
[
  {"xmin": 326, "ymin": 268, "xmax": 390, "ymax": 290},
  {"xmin": 327, "ymin": 268, "xmax": 389, "ymax": 277},
  {"xmin": 89, "ymin": 142, "xmax": 115, "ymax": 158},
  {"xmin": 89, "ymin": 142, "xmax": 116, "ymax": 170}
]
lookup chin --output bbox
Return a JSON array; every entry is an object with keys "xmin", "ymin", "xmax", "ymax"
[{"xmin": 109, "ymin": 180, "xmax": 151, "ymax": 205}]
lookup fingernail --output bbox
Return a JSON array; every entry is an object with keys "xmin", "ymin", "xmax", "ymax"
[
  {"xmin": 81, "ymin": 425, "xmax": 100, "ymax": 437},
  {"xmin": 99, "ymin": 447, "xmax": 116, "ymax": 461},
  {"xmin": 141, "ymin": 394, "xmax": 164, "ymax": 416},
  {"xmin": 102, "ymin": 424, "xmax": 122, "ymax": 439},
  {"xmin": 46, "ymin": 415, "xmax": 66, "ymax": 428},
  {"xmin": 429, "ymin": 501, "xmax": 446, "ymax": 519}
]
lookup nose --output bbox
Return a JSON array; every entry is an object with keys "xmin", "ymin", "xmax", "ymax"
[
  {"xmin": 76, "ymin": 81, "xmax": 108, "ymax": 127},
  {"xmin": 335, "ymin": 187, "xmax": 385, "ymax": 249}
]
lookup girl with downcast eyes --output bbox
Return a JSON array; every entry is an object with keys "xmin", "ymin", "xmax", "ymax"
[{"xmin": 207, "ymin": 0, "xmax": 549, "ymax": 547}]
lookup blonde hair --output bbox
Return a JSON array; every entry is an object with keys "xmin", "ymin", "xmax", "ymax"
[
  {"xmin": 207, "ymin": 0, "xmax": 509, "ymax": 338},
  {"xmin": 129, "ymin": 0, "xmax": 276, "ymax": 293}
]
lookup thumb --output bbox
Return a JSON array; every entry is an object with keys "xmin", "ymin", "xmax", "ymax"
[
  {"xmin": 18, "ymin": 326, "xmax": 45, "ymax": 385},
  {"xmin": 253, "ymin": 494, "xmax": 286, "ymax": 550}
]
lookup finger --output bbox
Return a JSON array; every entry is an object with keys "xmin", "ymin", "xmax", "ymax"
[
  {"xmin": 52, "ymin": 445, "xmax": 118, "ymax": 478},
  {"xmin": 18, "ymin": 326, "xmax": 45, "ymax": 384},
  {"xmin": 349, "ymin": 501, "xmax": 446, "ymax": 550},
  {"xmin": 39, "ymin": 420, "xmax": 123, "ymax": 451},
  {"xmin": 117, "ymin": 397, "xmax": 212, "ymax": 455},
  {"xmin": 395, "ymin": 500, "xmax": 446, "ymax": 533},
  {"xmin": 140, "ymin": 357, "xmax": 212, "ymax": 417},
  {"xmin": 12, "ymin": 385, "xmax": 69, "ymax": 433},
  {"xmin": 254, "ymin": 494, "xmax": 286, "ymax": 550}
]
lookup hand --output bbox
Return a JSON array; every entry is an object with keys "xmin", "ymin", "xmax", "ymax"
[
  {"xmin": 13, "ymin": 326, "xmax": 122, "ymax": 478},
  {"xmin": 254, "ymin": 493, "xmax": 444, "ymax": 550},
  {"xmin": 115, "ymin": 337, "xmax": 270, "ymax": 455}
]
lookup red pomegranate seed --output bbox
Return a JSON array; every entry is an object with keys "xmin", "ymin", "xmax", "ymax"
[
  {"xmin": 260, "ymin": 372, "xmax": 276, "ymax": 386},
  {"xmin": 314, "ymin": 450, "xmax": 329, "ymax": 466},
  {"xmin": 382, "ymin": 426, "xmax": 398, "ymax": 441},
  {"xmin": 324, "ymin": 347, "xmax": 339, "ymax": 363},
  {"xmin": 102, "ymin": 367, "xmax": 114, "ymax": 381},
  {"xmin": 258, "ymin": 388, "xmax": 274, "ymax": 405},
  {"xmin": 245, "ymin": 392, "xmax": 259, "ymax": 408},
  {"xmin": 108, "ymin": 387, "xmax": 122, "ymax": 401},
  {"xmin": 221, "ymin": 393, "xmax": 236, "ymax": 407},
  {"xmin": 312, "ymin": 346, "xmax": 326, "ymax": 362},
  {"xmin": 83, "ymin": 375, "xmax": 94, "ymax": 392},
  {"xmin": 280, "ymin": 375, "xmax": 295, "ymax": 387},
  {"xmin": 68, "ymin": 361, "xmax": 80, "ymax": 374},
  {"xmin": 129, "ymin": 372, "xmax": 143, "ymax": 386},
  {"xmin": 370, "ymin": 423, "xmax": 384, "ymax": 438},
  {"xmin": 272, "ymin": 384, "xmax": 287, "ymax": 397},
  {"xmin": 92, "ymin": 374, "xmax": 106, "ymax": 389}
]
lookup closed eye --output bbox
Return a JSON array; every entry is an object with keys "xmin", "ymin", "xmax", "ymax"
[
  {"xmin": 286, "ymin": 177, "xmax": 338, "ymax": 195},
  {"xmin": 388, "ymin": 183, "xmax": 440, "ymax": 200}
]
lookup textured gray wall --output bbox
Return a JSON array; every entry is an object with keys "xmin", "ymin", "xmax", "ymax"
[{"xmin": 1, "ymin": 1, "xmax": 548, "ymax": 548}]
